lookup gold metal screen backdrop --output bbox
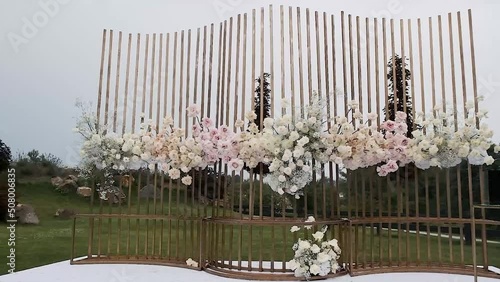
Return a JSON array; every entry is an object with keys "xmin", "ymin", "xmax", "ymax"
[{"xmin": 70, "ymin": 6, "xmax": 500, "ymax": 280}]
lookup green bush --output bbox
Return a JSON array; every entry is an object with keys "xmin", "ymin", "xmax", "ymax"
[
  {"xmin": 14, "ymin": 150, "xmax": 63, "ymax": 177},
  {"xmin": 0, "ymin": 139, "xmax": 11, "ymax": 172}
]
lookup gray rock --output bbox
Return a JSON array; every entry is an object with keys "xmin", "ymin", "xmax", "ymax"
[
  {"xmin": 66, "ymin": 175, "xmax": 78, "ymax": 182},
  {"xmin": 56, "ymin": 179, "xmax": 77, "ymax": 193},
  {"xmin": 15, "ymin": 204, "xmax": 40, "ymax": 224},
  {"xmin": 54, "ymin": 208, "xmax": 77, "ymax": 219},
  {"xmin": 51, "ymin": 176, "xmax": 63, "ymax": 187},
  {"xmin": 77, "ymin": 186, "xmax": 92, "ymax": 197},
  {"xmin": 102, "ymin": 186, "xmax": 126, "ymax": 204},
  {"xmin": 139, "ymin": 184, "xmax": 161, "ymax": 199}
]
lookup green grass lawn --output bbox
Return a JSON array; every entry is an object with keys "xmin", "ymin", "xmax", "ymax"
[{"xmin": 1, "ymin": 178, "xmax": 499, "ymax": 275}]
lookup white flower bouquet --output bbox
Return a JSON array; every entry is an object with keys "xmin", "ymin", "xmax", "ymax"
[{"xmin": 288, "ymin": 217, "xmax": 341, "ymax": 280}]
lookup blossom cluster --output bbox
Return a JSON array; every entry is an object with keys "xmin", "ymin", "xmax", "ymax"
[
  {"xmin": 408, "ymin": 102, "xmax": 497, "ymax": 169},
  {"xmin": 323, "ymin": 102, "xmax": 411, "ymax": 177},
  {"xmin": 287, "ymin": 217, "xmax": 341, "ymax": 279},
  {"xmin": 261, "ymin": 94, "xmax": 328, "ymax": 197}
]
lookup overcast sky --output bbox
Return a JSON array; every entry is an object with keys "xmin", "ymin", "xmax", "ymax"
[{"xmin": 1, "ymin": 0, "xmax": 499, "ymax": 166}]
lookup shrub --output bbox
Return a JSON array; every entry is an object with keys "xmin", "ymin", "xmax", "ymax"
[
  {"xmin": 0, "ymin": 139, "xmax": 11, "ymax": 172},
  {"xmin": 14, "ymin": 150, "xmax": 63, "ymax": 177}
]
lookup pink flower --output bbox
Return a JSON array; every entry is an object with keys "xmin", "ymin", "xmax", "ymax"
[
  {"xmin": 218, "ymin": 125, "xmax": 229, "ymax": 135},
  {"xmin": 228, "ymin": 158, "xmax": 244, "ymax": 171},
  {"xmin": 382, "ymin": 120, "xmax": 396, "ymax": 131},
  {"xmin": 395, "ymin": 111, "xmax": 407, "ymax": 122},
  {"xmin": 202, "ymin": 117, "xmax": 213, "ymax": 128},
  {"xmin": 187, "ymin": 104, "xmax": 201, "ymax": 117},
  {"xmin": 192, "ymin": 124, "xmax": 201, "ymax": 136},
  {"xmin": 209, "ymin": 128, "xmax": 218, "ymax": 137},
  {"xmin": 385, "ymin": 160, "xmax": 399, "ymax": 172},
  {"xmin": 377, "ymin": 166, "xmax": 389, "ymax": 176},
  {"xmin": 394, "ymin": 123, "xmax": 408, "ymax": 135},
  {"xmin": 218, "ymin": 141, "xmax": 231, "ymax": 151}
]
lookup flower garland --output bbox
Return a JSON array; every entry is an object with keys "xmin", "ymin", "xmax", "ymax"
[{"xmin": 76, "ymin": 96, "xmax": 498, "ymax": 199}]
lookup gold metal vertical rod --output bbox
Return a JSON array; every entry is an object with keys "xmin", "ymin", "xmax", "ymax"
[
  {"xmin": 456, "ymin": 11, "xmax": 467, "ymax": 266},
  {"xmin": 408, "ymin": 18, "xmax": 421, "ymax": 265},
  {"xmin": 185, "ymin": 29, "xmax": 192, "ymax": 133},
  {"xmin": 207, "ymin": 24, "xmax": 215, "ymax": 118},
  {"xmin": 259, "ymin": 7, "xmax": 265, "ymax": 271},
  {"xmin": 226, "ymin": 18, "xmax": 233, "ymax": 127},
  {"xmin": 233, "ymin": 15, "xmax": 241, "ymax": 132},
  {"xmin": 297, "ymin": 7, "xmax": 305, "ymax": 111},
  {"xmin": 113, "ymin": 31, "xmax": 123, "ymax": 132},
  {"xmin": 122, "ymin": 34, "xmax": 132, "ymax": 134},
  {"xmin": 96, "ymin": 29, "xmax": 107, "ymax": 124},
  {"xmin": 200, "ymin": 26, "xmax": 207, "ymax": 117},
  {"xmin": 356, "ymin": 16, "xmax": 362, "ymax": 113},
  {"xmin": 280, "ymin": 6, "xmax": 285, "ymax": 116},
  {"xmin": 194, "ymin": 28, "xmax": 201, "ymax": 105},
  {"xmin": 163, "ymin": 33, "xmax": 170, "ymax": 117},
  {"xmin": 438, "ymin": 15, "xmax": 446, "ymax": 109},
  {"xmin": 289, "ymin": 7, "xmax": 296, "ymax": 117},
  {"xmin": 428, "ymin": 17, "xmax": 437, "ymax": 115},
  {"xmin": 149, "ymin": 34, "xmax": 156, "ymax": 121},
  {"xmin": 269, "ymin": 5, "xmax": 275, "ymax": 116},
  {"xmin": 141, "ymin": 34, "xmax": 149, "ymax": 119},
  {"xmin": 104, "ymin": 30, "xmax": 114, "ymax": 127}
]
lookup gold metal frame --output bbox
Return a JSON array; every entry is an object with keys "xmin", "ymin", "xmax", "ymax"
[{"xmin": 71, "ymin": 6, "xmax": 500, "ymax": 280}]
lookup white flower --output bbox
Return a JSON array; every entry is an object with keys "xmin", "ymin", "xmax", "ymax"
[
  {"xmin": 186, "ymin": 258, "xmax": 199, "ymax": 267},
  {"xmin": 283, "ymin": 167, "xmax": 293, "ymax": 175},
  {"xmin": 298, "ymin": 240, "xmax": 311, "ymax": 250},
  {"xmin": 312, "ymin": 231, "xmax": 324, "ymax": 241},
  {"xmin": 309, "ymin": 264, "xmax": 321, "ymax": 275},
  {"xmin": 485, "ymin": 156, "xmax": 495, "ymax": 165},
  {"xmin": 317, "ymin": 252, "xmax": 331, "ymax": 263},
  {"xmin": 278, "ymin": 175, "xmax": 287, "ymax": 182},
  {"xmin": 287, "ymin": 259, "xmax": 299, "ymax": 270},
  {"xmin": 281, "ymin": 98, "xmax": 290, "ymax": 108},
  {"xmin": 245, "ymin": 111, "xmax": 257, "ymax": 121},
  {"xmin": 305, "ymin": 216, "xmax": 315, "ymax": 223},
  {"xmin": 311, "ymin": 244, "xmax": 321, "ymax": 253},
  {"xmin": 295, "ymin": 122, "xmax": 304, "ymax": 130},
  {"xmin": 168, "ymin": 168, "xmax": 181, "ymax": 179},
  {"xmin": 277, "ymin": 126, "xmax": 288, "ymax": 135},
  {"xmin": 181, "ymin": 176, "xmax": 192, "ymax": 185},
  {"xmin": 235, "ymin": 119, "xmax": 245, "ymax": 128},
  {"xmin": 290, "ymin": 226, "xmax": 301, "ymax": 233},
  {"xmin": 328, "ymin": 239, "xmax": 339, "ymax": 248},
  {"xmin": 263, "ymin": 118, "xmax": 274, "ymax": 128}
]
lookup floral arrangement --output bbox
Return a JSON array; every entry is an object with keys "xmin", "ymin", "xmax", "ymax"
[
  {"xmin": 323, "ymin": 101, "xmax": 411, "ymax": 177},
  {"xmin": 259, "ymin": 93, "xmax": 328, "ymax": 198},
  {"xmin": 287, "ymin": 217, "xmax": 342, "ymax": 279},
  {"xmin": 76, "ymin": 94, "xmax": 498, "ymax": 200},
  {"xmin": 409, "ymin": 101, "xmax": 496, "ymax": 169}
]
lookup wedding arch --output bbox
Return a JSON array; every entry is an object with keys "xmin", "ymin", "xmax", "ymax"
[{"xmin": 70, "ymin": 5, "xmax": 500, "ymax": 280}]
